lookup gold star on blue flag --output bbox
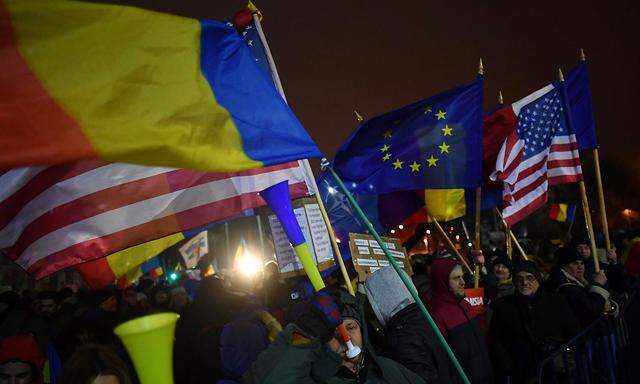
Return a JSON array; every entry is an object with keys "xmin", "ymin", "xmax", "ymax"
[{"xmin": 330, "ymin": 77, "xmax": 483, "ymax": 194}]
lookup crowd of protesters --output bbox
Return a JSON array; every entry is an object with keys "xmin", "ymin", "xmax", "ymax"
[{"xmin": 1, "ymin": 228, "xmax": 639, "ymax": 384}]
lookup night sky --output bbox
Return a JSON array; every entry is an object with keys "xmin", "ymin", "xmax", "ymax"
[{"xmin": 119, "ymin": 0, "xmax": 639, "ymax": 206}]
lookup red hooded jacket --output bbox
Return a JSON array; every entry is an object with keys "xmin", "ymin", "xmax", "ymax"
[
  {"xmin": 0, "ymin": 335, "xmax": 45, "ymax": 384},
  {"xmin": 426, "ymin": 257, "xmax": 493, "ymax": 384}
]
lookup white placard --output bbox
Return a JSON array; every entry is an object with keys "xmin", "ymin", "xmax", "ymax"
[
  {"xmin": 389, "ymin": 250, "xmax": 406, "ymax": 259},
  {"xmin": 369, "ymin": 240, "xmax": 380, "ymax": 248},
  {"xmin": 268, "ymin": 207, "xmax": 315, "ymax": 273},
  {"xmin": 373, "ymin": 248, "xmax": 385, "ymax": 255},
  {"xmin": 179, "ymin": 231, "xmax": 209, "ymax": 269},
  {"xmin": 304, "ymin": 204, "xmax": 333, "ymax": 265},
  {"xmin": 370, "ymin": 267, "xmax": 381, "ymax": 273},
  {"xmin": 378, "ymin": 260, "xmax": 390, "ymax": 267},
  {"xmin": 356, "ymin": 258, "xmax": 379, "ymax": 267},
  {"xmin": 386, "ymin": 243, "xmax": 396, "ymax": 250},
  {"xmin": 357, "ymin": 246, "xmax": 371, "ymax": 254},
  {"xmin": 354, "ymin": 239, "xmax": 369, "ymax": 246}
]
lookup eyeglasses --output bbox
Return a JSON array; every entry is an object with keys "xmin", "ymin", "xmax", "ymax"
[{"xmin": 514, "ymin": 274, "xmax": 537, "ymax": 283}]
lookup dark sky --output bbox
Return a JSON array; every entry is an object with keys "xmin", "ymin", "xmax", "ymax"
[{"xmin": 121, "ymin": 0, "xmax": 639, "ymax": 185}]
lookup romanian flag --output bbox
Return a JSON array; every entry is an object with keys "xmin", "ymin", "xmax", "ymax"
[
  {"xmin": 0, "ymin": 0, "xmax": 321, "ymax": 171},
  {"xmin": 548, "ymin": 203, "xmax": 577, "ymax": 223},
  {"xmin": 77, "ymin": 232, "xmax": 183, "ymax": 289}
]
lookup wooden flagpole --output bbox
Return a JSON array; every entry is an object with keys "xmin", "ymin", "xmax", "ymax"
[
  {"xmin": 473, "ymin": 58, "xmax": 483, "ymax": 288},
  {"xmin": 580, "ymin": 49, "xmax": 611, "ymax": 251},
  {"xmin": 431, "ymin": 217, "xmax": 474, "ymax": 275},
  {"xmin": 495, "ymin": 208, "xmax": 528, "ymax": 260},
  {"xmin": 251, "ymin": 13, "xmax": 355, "ymax": 294},
  {"xmin": 559, "ymin": 68, "xmax": 600, "ymax": 272}
]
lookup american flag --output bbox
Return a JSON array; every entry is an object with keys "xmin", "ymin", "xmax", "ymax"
[
  {"xmin": 0, "ymin": 161, "xmax": 311, "ymax": 279},
  {"xmin": 491, "ymin": 84, "xmax": 583, "ymax": 225}
]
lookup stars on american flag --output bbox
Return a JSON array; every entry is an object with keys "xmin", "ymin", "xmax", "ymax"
[{"xmin": 519, "ymin": 91, "xmax": 565, "ymax": 157}]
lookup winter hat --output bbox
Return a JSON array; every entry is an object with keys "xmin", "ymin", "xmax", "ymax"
[
  {"xmin": 490, "ymin": 257, "xmax": 512, "ymax": 272},
  {"xmin": 512, "ymin": 261, "xmax": 542, "ymax": 283},
  {"xmin": 0, "ymin": 335, "xmax": 45, "ymax": 369},
  {"xmin": 555, "ymin": 246, "xmax": 582, "ymax": 267}
]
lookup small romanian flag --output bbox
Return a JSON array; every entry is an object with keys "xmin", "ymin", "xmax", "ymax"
[{"xmin": 548, "ymin": 203, "xmax": 576, "ymax": 223}]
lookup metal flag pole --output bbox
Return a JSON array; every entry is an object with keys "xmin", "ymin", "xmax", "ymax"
[
  {"xmin": 323, "ymin": 160, "xmax": 471, "ymax": 384},
  {"xmin": 580, "ymin": 49, "xmax": 611, "ymax": 250},
  {"xmin": 558, "ymin": 68, "xmax": 599, "ymax": 272},
  {"xmin": 251, "ymin": 13, "xmax": 354, "ymax": 294}
]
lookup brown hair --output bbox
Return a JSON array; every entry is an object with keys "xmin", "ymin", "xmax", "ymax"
[{"xmin": 61, "ymin": 344, "xmax": 133, "ymax": 384}]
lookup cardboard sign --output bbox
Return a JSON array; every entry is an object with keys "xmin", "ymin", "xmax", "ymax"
[
  {"xmin": 464, "ymin": 288, "xmax": 485, "ymax": 315},
  {"xmin": 262, "ymin": 197, "xmax": 335, "ymax": 277},
  {"xmin": 179, "ymin": 230, "xmax": 209, "ymax": 269},
  {"xmin": 348, "ymin": 233, "xmax": 412, "ymax": 281}
]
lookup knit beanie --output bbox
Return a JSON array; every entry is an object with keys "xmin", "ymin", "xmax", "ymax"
[
  {"xmin": 555, "ymin": 246, "xmax": 582, "ymax": 267},
  {"xmin": 512, "ymin": 260, "xmax": 543, "ymax": 283}
]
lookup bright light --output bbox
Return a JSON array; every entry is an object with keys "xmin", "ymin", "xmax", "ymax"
[
  {"xmin": 468, "ymin": 242, "xmax": 473, "ymax": 247},
  {"xmin": 426, "ymin": 230, "xmax": 431, "ymax": 235},
  {"xmin": 455, "ymin": 235, "xmax": 460, "ymax": 240},
  {"xmin": 390, "ymin": 229, "xmax": 396, "ymax": 234},
  {"xmin": 327, "ymin": 186, "xmax": 337, "ymax": 195},
  {"xmin": 235, "ymin": 251, "xmax": 262, "ymax": 278},
  {"xmin": 169, "ymin": 272, "xmax": 178, "ymax": 281},
  {"xmin": 623, "ymin": 209, "xmax": 632, "ymax": 216},
  {"xmin": 336, "ymin": 238, "xmax": 341, "ymax": 243},
  {"xmin": 398, "ymin": 225, "xmax": 404, "ymax": 230}
]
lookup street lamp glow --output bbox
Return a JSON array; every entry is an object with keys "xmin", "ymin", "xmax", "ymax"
[
  {"xmin": 398, "ymin": 224, "xmax": 404, "ymax": 230},
  {"xmin": 390, "ymin": 229, "xmax": 396, "ymax": 234},
  {"xmin": 236, "ymin": 251, "xmax": 262, "ymax": 278}
]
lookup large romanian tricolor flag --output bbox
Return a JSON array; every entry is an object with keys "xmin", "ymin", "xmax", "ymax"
[{"xmin": 0, "ymin": 0, "xmax": 321, "ymax": 171}]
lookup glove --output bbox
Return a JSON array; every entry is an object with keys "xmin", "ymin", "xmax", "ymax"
[{"xmin": 295, "ymin": 289, "xmax": 343, "ymax": 342}]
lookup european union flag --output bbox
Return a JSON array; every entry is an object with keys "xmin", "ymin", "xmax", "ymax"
[{"xmin": 332, "ymin": 78, "xmax": 483, "ymax": 194}]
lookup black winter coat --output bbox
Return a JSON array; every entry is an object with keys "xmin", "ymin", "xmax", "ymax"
[
  {"xmin": 548, "ymin": 268, "xmax": 608, "ymax": 327},
  {"xmin": 382, "ymin": 304, "xmax": 453, "ymax": 384},
  {"xmin": 488, "ymin": 291, "xmax": 580, "ymax": 384}
]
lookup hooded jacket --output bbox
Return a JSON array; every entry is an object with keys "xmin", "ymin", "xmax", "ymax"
[
  {"xmin": 426, "ymin": 258, "xmax": 493, "ymax": 384},
  {"xmin": 0, "ymin": 334, "xmax": 45, "ymax": 384},
  {"xmin": 243, "ymin": 288, "xmax": 424, "ymax": 384},
  {"xmin": 365, "ymin": 267, "xmax": 453, "ymax": 384}
]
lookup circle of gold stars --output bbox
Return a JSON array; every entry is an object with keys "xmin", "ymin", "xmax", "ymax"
[{"xmin": 379, "ymin": 104, "xmax": 453, "ymax": 173}]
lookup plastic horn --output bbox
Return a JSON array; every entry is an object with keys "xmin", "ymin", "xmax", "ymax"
[
  {"xmin": 260, "ymin": 180, "xmax": 361, "ymax": 359},
  {"xmin": 114, "ymin": 313, "xmax": 179, "ymax": 384}
]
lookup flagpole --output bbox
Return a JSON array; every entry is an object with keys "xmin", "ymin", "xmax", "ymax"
[
  {"xmin": 495, "ymin": 209, "xmax": 528, "ymax": 260},
  {"xmin": 473, "ymin": 59, "xmax": 483, "ymax": 288},
  {"xmin": 323, "ymin": 160, "xmax": 471, "ymax": 384},
  {"xmin": 580, "ymin": 49, "xmax": 611, "ymax": 250},
  {"xmin": 558, "ymin": 68, "xmax": 600, "ymax": 272},
  {"xmin": 251, "ymin": 13, "xmax": 354, "ymax": 294}
]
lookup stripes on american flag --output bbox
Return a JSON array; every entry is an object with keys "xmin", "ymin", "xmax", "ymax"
[
  {"xmin": 491, "ymin": 84, "xmax": 582, "ymax": 225},
  {"xmin": 0, "ymin": 161, "xmax": 310, "ymax": 279}
]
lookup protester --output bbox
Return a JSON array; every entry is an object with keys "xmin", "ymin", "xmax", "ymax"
[
  {"xmin": 426, "ymin": 257, "xmax": 493, "ymax": 384},
  {"xmin": 169, "ymin": 286, "xmax": 190, "ymax": 313},
  {"xmin": 0, "ymin": 335, "xmax": 45, "ymax": 384},
  {"xmin": 245, "ymin": 287, "xmax": 425, "ymax": 383},
  {"xmin": 570, "ymin": 236, "xmax": 630, "ymax": 293},
  {"xmin": 150, "ymin": 286, "xmax": 171, "ymax": 312},
  {"xmin": 548, "ymin": 247, "xmax": 610, "ymax": 326},
  {"xmin": 61, "ymin": 344, "xmax": 133, "ymax": 384},
  {"xmin": 483, "ymin": 256, "xmax": 514, "ymax": 304},
  {"xmin": 365, "ymin": 267, "xmax": 453, "ymax": 383},
  {"xmin": 489, "ymin": 261, "xmax": 580, "ymax": 383}
]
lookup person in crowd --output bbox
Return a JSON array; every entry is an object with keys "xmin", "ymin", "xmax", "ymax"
[
  {"xmin": 169, "ymin": 286, "xmax": 191, "ymax": 314},
  {"xmin": 365, "ymin": 267, "xmax": 453, "ymax": 383},
  {"xmin": 174, "ymin": 276, "xmax": 253, "ymax": 384},
  {"xmin": 61, "ymin": 344, "xmax": 133, "ymax": 384},
  {"xmin": 426, "ymin": 257, "xmax": 493, "ymax": 384},
  {"xmin": 571, "ymin": 236, "xmax": 630, "ymax": 293},
  {"xmin": 410, "ymin": 254, "xmax": 434, "ymax": 300},
  {"xmin": 150, "ymin": 286, "xmax": 171, "ymax": 312},
  {"xmin": 489, "ymin": 261, "xmax": 580, "ymax": 383},
  {"xmin": 548, "ymin": 247, "xmax": 610, "ymax": 327},
  {"xmin": 244, "ymin": 287, "xmax": 425, "ymax": 383},
  {"xmin": 483, "ymin": 256, "xmax": 514, "ymax": 304},
  {"xmin": 0, "ymin": 334, "xmax": 45, "ymax": 384},
  {"xmin": 620, "ymin": 230, "xmax": 640, "ymax": 278},
  {"xmin": 34, "ymin": 291, "xmax": 58, "ymax": 320}
]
